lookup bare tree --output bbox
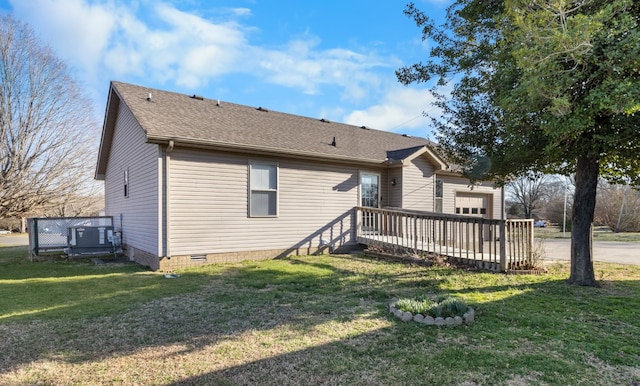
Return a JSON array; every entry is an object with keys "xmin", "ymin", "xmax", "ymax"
[
  {"xmin": 0, "ymin": 15, "xmax": 98, "ymax": 219},
  {"xmin": 595, "ymin": 181, "xmax": 640, "ymax": 232},
  {"xmin": 47, "ymin": 192, "xmax": 104, "ymax": 217},
  {"xmin": 506, "ymin": 174, "xmax": 558, "ymax": 219}
]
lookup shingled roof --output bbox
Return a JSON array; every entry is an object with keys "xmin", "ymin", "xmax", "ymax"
[{"xmin": 96, "ymin": 81, "xmax": 448, "ymax": 179}]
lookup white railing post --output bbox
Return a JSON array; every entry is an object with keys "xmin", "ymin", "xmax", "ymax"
[
  {"xmin": 356, "ymin": 207, "xmax": 362, "ymax": 238},
  {"xmin": 413, "ymin": 215, "xmax": 418, "ymax": 251},
  {"xmin": 529, "ymin": 219, "xmax": 534, "ymax": 265}
]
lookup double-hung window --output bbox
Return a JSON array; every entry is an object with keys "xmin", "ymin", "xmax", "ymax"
[{"xmin": 249, "ymin": 162, "xmax": 278, "ymax": 217}]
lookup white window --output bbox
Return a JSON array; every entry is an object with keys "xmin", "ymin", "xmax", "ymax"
[
  {"xmin": 435, "ymin": 179, "xmax": 443, "ymax": 212},
  {"xmin": 249, "ymin": 162, "xmax": 278, "ymax": 217}
]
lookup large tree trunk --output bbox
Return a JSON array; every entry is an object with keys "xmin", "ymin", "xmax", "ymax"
[{"xmin": 568, "ymin": 153, "xmax": 599, "ymax": 286}]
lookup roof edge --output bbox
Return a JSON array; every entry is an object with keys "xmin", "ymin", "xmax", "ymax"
[
  {"xmin": 147, "ymin": 136, "xmax": 388, "ymax": 166},
  {"xmin": 95, "ymin": 82, "xmax": 120, "ymax": 180}
]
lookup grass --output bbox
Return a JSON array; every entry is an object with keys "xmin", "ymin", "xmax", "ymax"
[
  {"xmin": 0, "ymin": 247, "xmax": 211, "ymax": 322},
  {"xmin": 535, "ymin": 225, "xmax": 640, "ymax": 242},
  {"xmin": 1, "ymin": 246, "xmax": 639, "ymax": 385}
]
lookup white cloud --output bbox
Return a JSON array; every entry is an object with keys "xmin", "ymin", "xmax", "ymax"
[
  {"xmin": 9, "ymin": 0, "xmax": 396, "ymax": 100},
  {"xmin": 343, "ymin": 86, "xmax": 442, "ymax": 136},
  {"xmin": 256, "ymin": 37, "xmax": 394, "ymax": 101},
  {"xmin": 8, "ymin": 0, "xmax": 438, "ymax": 135},
  {"xmin": 122, "ymin": 3, "xmax": 250, "ymax": 88},
  {"xmin": 229, "ymin": 7, "xmax": 252, "ymax": 17},
  {"xmin": 9, "ymin": 0, "xmax": 117, "ymax": 79},
  {"xmin": 89, "ymin": 3, "xmax": 250, "ymax": 88},
  {"xmin": 8, "ymin": 1, "xmax": 253, "ymax": 90}
]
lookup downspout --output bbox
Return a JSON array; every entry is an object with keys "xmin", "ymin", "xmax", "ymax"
[{"xmin": 165, "ymin": 140, "xmax": 174, "ymax": 258}]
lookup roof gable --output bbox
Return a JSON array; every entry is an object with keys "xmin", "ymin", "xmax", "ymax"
[{"xmin": 386, "ymin": 145, "xmax": 447, "ymax": 170}]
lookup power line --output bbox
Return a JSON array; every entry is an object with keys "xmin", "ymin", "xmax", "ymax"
[{"xmin": 389, "ymin": 105, "xmax": 440, "ymax": 132}]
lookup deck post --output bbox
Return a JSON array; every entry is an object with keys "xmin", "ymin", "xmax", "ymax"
[
  {"xmin": 443, "ymin": 218, "xmax": 448, "ymax": 254},
  {"xmin": 528, "ymin": 220, "xmax": 534, "ymax": 264},
  {"xmin": 478, "ymin": 220, "xmax": 484, "ymax": 254},
  {"xmin": 413, "ymin": 216, "xmax": 418, "ymax": 253},
  {"xmin": 499, "ymin": 220, "xmax": 506, "ymax": 272}
]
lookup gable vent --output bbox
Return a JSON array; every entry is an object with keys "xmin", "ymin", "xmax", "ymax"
[
  {"xmin": 256, "ymin": 106, "xmax": 269, "ymax": 112},
  {"xmin": 191, "ymin": 94, "xmax": 204, "ymax": 100}
]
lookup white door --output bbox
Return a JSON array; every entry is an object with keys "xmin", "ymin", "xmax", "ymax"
[{"xmin": 360, "ymin": 173, "xmax": 380, "ymax": 208}]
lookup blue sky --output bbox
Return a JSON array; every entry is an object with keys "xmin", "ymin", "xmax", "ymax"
[{"xmin": 0, "ymin": 0, "xmax": 449, "ymax": 138}]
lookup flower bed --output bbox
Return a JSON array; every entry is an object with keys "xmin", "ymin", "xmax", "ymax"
[{"xmin": 389, "ymin": 296, "xmax": 475, "ymax": 326}]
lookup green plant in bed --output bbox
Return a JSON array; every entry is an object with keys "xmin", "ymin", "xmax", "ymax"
[{"xmin": 396, "ymin": 295, "xmax": 468, "ymax": 318}]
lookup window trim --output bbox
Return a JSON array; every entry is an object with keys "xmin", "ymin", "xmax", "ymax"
[{"xmin": 248, "ymin": 161, "xmax": 278, "ymax": 217}]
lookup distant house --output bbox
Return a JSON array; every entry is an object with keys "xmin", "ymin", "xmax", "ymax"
[{"xmin": 95, "ymin": 81, "xmax": 503, "ymax": 270}]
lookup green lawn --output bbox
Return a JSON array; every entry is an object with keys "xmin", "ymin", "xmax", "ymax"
[{"xmin": 1, "ymin": 246, "xmax": 639, "ymax": 385}]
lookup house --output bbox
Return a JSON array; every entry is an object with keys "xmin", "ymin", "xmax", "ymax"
[{"xmin": 95, "ymin": 81, "xmax": 504, "ymax": 271}]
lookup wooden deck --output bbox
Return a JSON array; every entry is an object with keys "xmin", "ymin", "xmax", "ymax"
[{"xmin": 356, "ymin": 207, "xmax": 534, "ymax": 272}]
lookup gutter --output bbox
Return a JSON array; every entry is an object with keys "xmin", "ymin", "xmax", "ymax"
[
  {"xmin": 146, "ymin": 136, "xmax": 388, "ymax": 166},
  {"xmin": 435, "ymin": 169, "xmax": 465, "ymax": 177}
]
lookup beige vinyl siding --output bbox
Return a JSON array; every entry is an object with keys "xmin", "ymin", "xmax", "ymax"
[
  {"xmin": 401, "ymin": 156, "xmax": 436, "ymax": 211},
  {"xmin": 379, "ymin": 169, "xmax": 390, "ymax": 208},
  {"xmin": 387, "ymin": 167, "xmax": 403, "ymax": 208},
  {"xmin": 104, "ymin": 103, "xmax": 160, "ymax": 255},
  {"xmin": 438, "ymin": 175, "xmax": 502, "ymax": 219},
  {"xmin": 168, "ymin": 148, "xmax": 363, "ymax": 256}
]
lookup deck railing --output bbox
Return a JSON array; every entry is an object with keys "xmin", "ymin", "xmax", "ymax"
[{"xmin": 356, "ymin": 207, "xmax": 533, "ymax": 272}]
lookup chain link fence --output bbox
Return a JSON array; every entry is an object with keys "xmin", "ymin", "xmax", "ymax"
[{"xmin": 27, "ymin": 216, "xmax": 114, "ymax": 258}]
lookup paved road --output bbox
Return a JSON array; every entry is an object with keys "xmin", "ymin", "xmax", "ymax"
[
  {"xmin": 541, "ymin": 238, "xmax": 640, "ymax": 266},
  {"xmin": 0, "ymin": 233, "xmax": 28, "ymax": 246}
]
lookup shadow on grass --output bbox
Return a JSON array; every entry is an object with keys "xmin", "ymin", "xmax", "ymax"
[
  {"xmin": 0, "ymin": 253, "xmax": 639, "ymax": 384},
  {"xmin": 163, "ymin": 261, "xmax": 640, "ymax": 384},
  {"xmin": 0, "ymin": 246, "xmax": 214, "ymax": 323},
  {"xmin": 159, "ymin": 326, "xmax": 581, "ymax": 385}
]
